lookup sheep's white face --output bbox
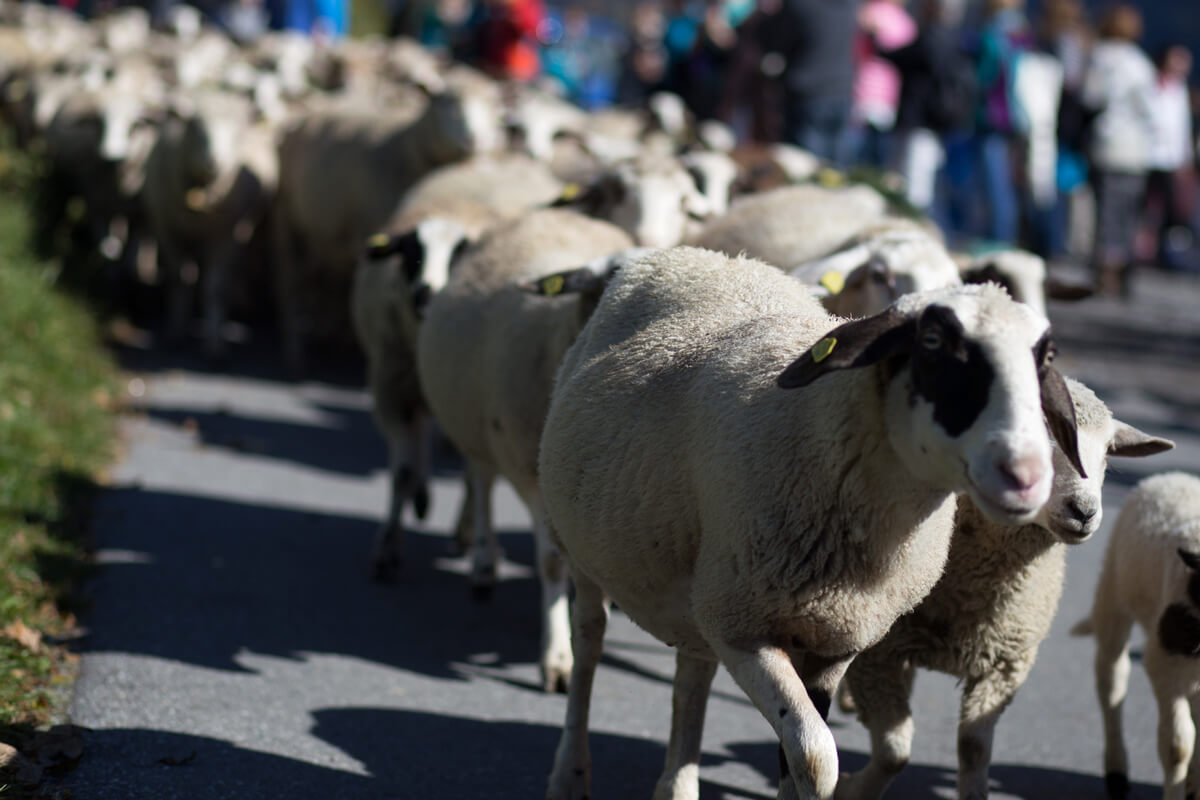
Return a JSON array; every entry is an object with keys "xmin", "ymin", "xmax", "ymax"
[
  {"xmin": 430, "ymin": 91, "xmax": 503, "ymax": 158},
  {"xmin": 681, "ymin": 151, "xmax": 738, "ymax": 217},
  {"xmin": 884, "ymin": 288, "xmax": 1056, "ymax": 525},
  {"xmin": 180, "ymin": 110, "xmax": 243, "ymax": 189},
  {"xmin": 610, "ymin": 164, "xmax": 711, "ymax": 248}
]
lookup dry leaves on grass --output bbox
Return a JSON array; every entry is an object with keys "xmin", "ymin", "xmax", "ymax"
[{"xmin": 2, "ymin": 621, "xmax": 43, "ymax": 654}]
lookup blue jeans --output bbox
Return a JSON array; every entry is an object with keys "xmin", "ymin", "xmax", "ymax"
[
  {"xmin": 786, "ymin": 94, "xmax": 852, "ymax": 167},
  {"xmin": 975, "ymin": 133, "xmax": 1019, "ymax": 245}
]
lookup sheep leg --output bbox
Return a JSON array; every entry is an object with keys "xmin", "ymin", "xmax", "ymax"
[
  {"xmin": 652, "ymin": 651, "xmax": 719, "ymax": 800},
  {"xmin": 546, "ymin": 570, "xmax": 610, "ymax": 800},
  {"xmin": 450, "ymin": 476, "xmax": 474, "ymax": 556},
  {"xmin": 160, "ymin": 236, "xmax": 194, "ymax": 347},
  {"xmin": 835, "ymin": 653, "xmax": 916, "ymax": 800},
  {"xmin": 1145, "ymin": 645, "xmax": 1195, "ymax": 800},
  {"xmin": 529, "ymin": 501, "xmax": 573, "ymax": 693},
  {"xmin": 956, "ymin": 661, "xmax": 1032, "ymax": 800},
  {"xmin": 1188, "ymin": 694, "xmax": 1200, "ymax": 800},
  {"xmin": 270, "ymin": 210, "xmax": 305, "ymax": 377},
  {"xmin": 716, "ymin": 644, "xmax": 840, "ymax": 800},
  {"xmin": 466, "ymin": 463, "xmax": 499, "ymax": 602},
  {"xmin": 200, "ymin": 239, "xmax": 236, "ymax": 364},
  {"xmin": 1093, "ymin": 591, "xmax": 1135, "ymax": 799},
  {"xmin": 371, "ymin": 435, "xmax": 409, "ymax": 582}
]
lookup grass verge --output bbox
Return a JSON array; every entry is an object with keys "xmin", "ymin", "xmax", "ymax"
[{"xmin": 0, "ymin": 141, "xmax": 118, "ymax": 793}]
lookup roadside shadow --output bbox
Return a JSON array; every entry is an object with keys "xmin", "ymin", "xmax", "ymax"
[
  {"xmin": 310, "ymin": 707, "xmax": 755, "ymax": 799},
  {"xmin": 50, "ymin": 728, "xmax": 377, "ymax": 800},
  {"xmin": 722, "ymin": 740, "xmax": 1161, "ymax": 799},
  {"xmin": 79, "ymin": 486, "xmax": 545, "ymax": 683}
]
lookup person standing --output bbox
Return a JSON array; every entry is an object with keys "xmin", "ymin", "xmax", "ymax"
[
  {"xmin": 881, "ymin": 0, "xmax": 971, "ymax": 218},
  {"xmin": 777, "ymin": 0, "xmax": 859, "ymax": 166},
  {"xmin": 851, "ymin": 0, "xmax": 916, "ymax": 168},
  {"xmin": 1146, "ymin": 44, "xmax": 1195, "ymax": 270},
  {"xmin": 1081, "ymin": 3, "xmax": 1156, "ymax": 295},
  {"xmin": 972, "ymin": 0, "xmax": 1033, "ymax": 245}
]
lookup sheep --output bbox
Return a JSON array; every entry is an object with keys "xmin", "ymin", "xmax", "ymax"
[
  {"xmin": 787, "ymin": 220, "xmax": 960, "ymax": 318},
  {"xmin": 685, "ymin": 183, "xmax": 891, "ymax": 269},
  {"xmin": 397, "ymin": 153, "xmax": 563, "ymax": 219},
  {"xmin": 272, "ymin": 81, "xmax": 504, "ymax": 373},
  {"xmin": 1073, "ymin": 472, "xmax": 1200, "ymax": 800},
  {"xmin": 415, "ymin": 208, "xmax": 634, "ymax": 693},
  {"xmin": 538, "ymin": 247, "xmax": 1086, "ymax": 800},
  {"xmin": 958, "ymin": 249, "xmax": 1095, "ymax": 319},
  {"xmin": 351, "ymin": 215, "xmax": 479, "ymax": 580},
  {"xmin": 141, "ymin": 90, "xmax": 278, "ymax": 361},
  {"xmin": 837, "ymin": 379, "xmax": 1173, "ymax": 800},
  {"xmin": 550, "ymin": 153, "xmax": 712, "ymax": 248}
]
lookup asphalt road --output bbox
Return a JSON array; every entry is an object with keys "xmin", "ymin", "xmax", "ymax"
[{"xmin": 52, "ymin": 263, "xmax": 1200, "ymax": 800}]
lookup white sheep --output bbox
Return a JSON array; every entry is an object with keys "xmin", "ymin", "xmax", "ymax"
[
  {"xmin": 787, "ymin": 220, "xmax": 960, "ymax": 318},
  {"xmin": 539, "ymin": 247, "xmax": 1086, "ymax": 800},
  {"xmin": 141, "ymin": 90, "xmax": 279, "ymax": 361},
  {"xmin": 958, "ymin": 249, "xmax": 1095, "ymax": 319},
  {"xmin": 550, "ymin": 153, "xmax": 712, "ymax": 248},
  {"xmin": 838, "ymin": 379, "xmax": 1173, "ymax": 800},
  {"xmin": 416, "ymin": 208, "xmax": 634, "ymax": 693},
  {"xmin": 273, "ymin": 81, "xmax": 503, "ymax": 373},
  {"xmin": 1074, "ymin": 472, "xmax": 1200, "ymax": 800},
  {"xmin": 685, "ymin": 183, "xmax": 891, "ymax": 269}
]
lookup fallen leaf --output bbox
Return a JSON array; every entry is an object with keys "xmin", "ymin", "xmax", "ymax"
[{"xmin": 3, "ymin": 620, "xmax": 43, "ymax": 653}]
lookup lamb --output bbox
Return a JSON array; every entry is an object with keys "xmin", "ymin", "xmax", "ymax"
[
  {"xmin": 837, "ymin": 380, "xmax": 1173, "ymax": 800},
  {"xmin": 787, "ymin": 220, "xmax": 960, "ymax": 318},
  {"xmin": 273, "ymin": 82, "xmax": 503, "ymax": 373},
  {"xmin": 685, "ymin": 183, "xmax": 891, "ymax": 268},
  {"xmin": 415, "ymin": 208, "xmax": 634, "ymax": 693},
  {"xmin": 1074, "ymin": 471, "xmax": 1200, "ymax": 800},
  {"xmin": 538, "ymin": 247, "xmax": 1086, "ymax": 800},
  {"xmin": 141, "ymin": 90, "xmax": 279, "ymax": 361}
]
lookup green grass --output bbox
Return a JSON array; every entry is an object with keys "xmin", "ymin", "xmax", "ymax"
[{"xmin": 0, "ymin": 141, "xmax": 117, "ymax": 743}]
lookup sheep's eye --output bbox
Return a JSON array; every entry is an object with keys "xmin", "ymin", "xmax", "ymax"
[
  {"xmin": 1044, "ymin": 345, "xmax": 1057, "ymax": 364},
  {"xmin": 920, "ymin": 330, "xmax": 943, "ymax": 350}
]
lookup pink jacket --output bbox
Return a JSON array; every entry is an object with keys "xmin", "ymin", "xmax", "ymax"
[{"xmin": 854, "ymin": 1, "xmax": 917, "ymax": 129}]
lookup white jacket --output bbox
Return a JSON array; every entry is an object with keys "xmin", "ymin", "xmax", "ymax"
[{"xmin": 1082, "ymin": 40, "xmax": 1157, "ymax": 173}]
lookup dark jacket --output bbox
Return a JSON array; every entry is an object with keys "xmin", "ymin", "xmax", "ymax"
[
  {"xmin": 778, "ymin": 0, "xmax": 859, "ymax": 101},
  {"xmin": 883, "ymin": 22, "xmax": 966, "ymax": 132}
]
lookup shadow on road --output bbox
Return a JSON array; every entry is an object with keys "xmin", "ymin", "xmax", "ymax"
[{"xmin": 80, "ymin": 486, "xmax": 546, "ymax": 683}]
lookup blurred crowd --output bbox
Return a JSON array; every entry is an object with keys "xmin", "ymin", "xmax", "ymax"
[
  {"xmin": 425, "ymin": 0, "xmax": 1196, "ymax": 295},
  {"xmin": 41, "ymin": 0, "xmax": 1200, "ymax": 293}
]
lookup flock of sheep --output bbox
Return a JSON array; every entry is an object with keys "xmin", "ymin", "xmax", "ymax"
[{"xmin": 5, "ymin": 5, "xmax": 1200, "ymax": 799}]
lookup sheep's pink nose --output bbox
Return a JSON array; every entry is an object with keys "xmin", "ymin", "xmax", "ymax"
[{"xmin": 997, "ymin": 453, "xmax": 1045, "ymax": 493}]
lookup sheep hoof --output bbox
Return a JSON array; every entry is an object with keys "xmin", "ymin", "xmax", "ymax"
[
  {"xmin": 1104, "ymin": 772, "xmax": 1130, "ymax": 799},
  {"xmin": 413, "ymin": 487, "xmax": 430, "ymax": 521},
  {"xmin": 542, "ymin": 664, "xmax": 570, "ymax": 694},
  {"xmin": 470, "ymin": 582, "xmax": 495, "ymax": 604}
]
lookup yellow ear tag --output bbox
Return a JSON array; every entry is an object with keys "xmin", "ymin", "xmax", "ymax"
[
  {"xmin": 541, "ymin": 274, "xmax": 565, "ymax": 296},
  {"xmin": 817, "ymin": 167, "xmax": 845, "ymax": 188},
  {"xmin": 368, "ymin": 233, "xmax": 391, "ymax": 249},
  {"xmin": 185, "ymin": 188, "xmax": 206, "ymax": 210},
  {"xmin": 812, "ymin": 337, "xmax": 837, "ymax": 363},
  {"xmin": 559, "ymin": 183, "xmax": 581, "ymax": 201},
  {"xmin": 819, "ymin": 271, "xmax": 845, "ymax": 295}
]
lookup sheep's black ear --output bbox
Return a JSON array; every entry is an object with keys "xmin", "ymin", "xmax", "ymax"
[
  {"xmin": 364, "ymin": 232, "xmax": 404, "ymax": 260},
  {"xmin": 1179, "ymin": 549, "xmax": 1200, "ymax": 572},
  {"xmin": 1039, "ymin": 366, "xmax": 1086, "ymax": 479},
  {"xmin": 550, "ymin": 174, "xmax": 625, "ymax": 216},
  {"xmin": 519, "ymin": 267, "xmax": 607, "ymax": 298},
  {"xmin": 961, "ymin": 262, "xmax": 1017, "ymax": 299},
  {"xmin": 1108, "ymin": 421, "xmax": 1174, "ymax": 457},
  {"xmin": 778, "ymin": 308, "xmax": 914, "ymax": 389}
]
